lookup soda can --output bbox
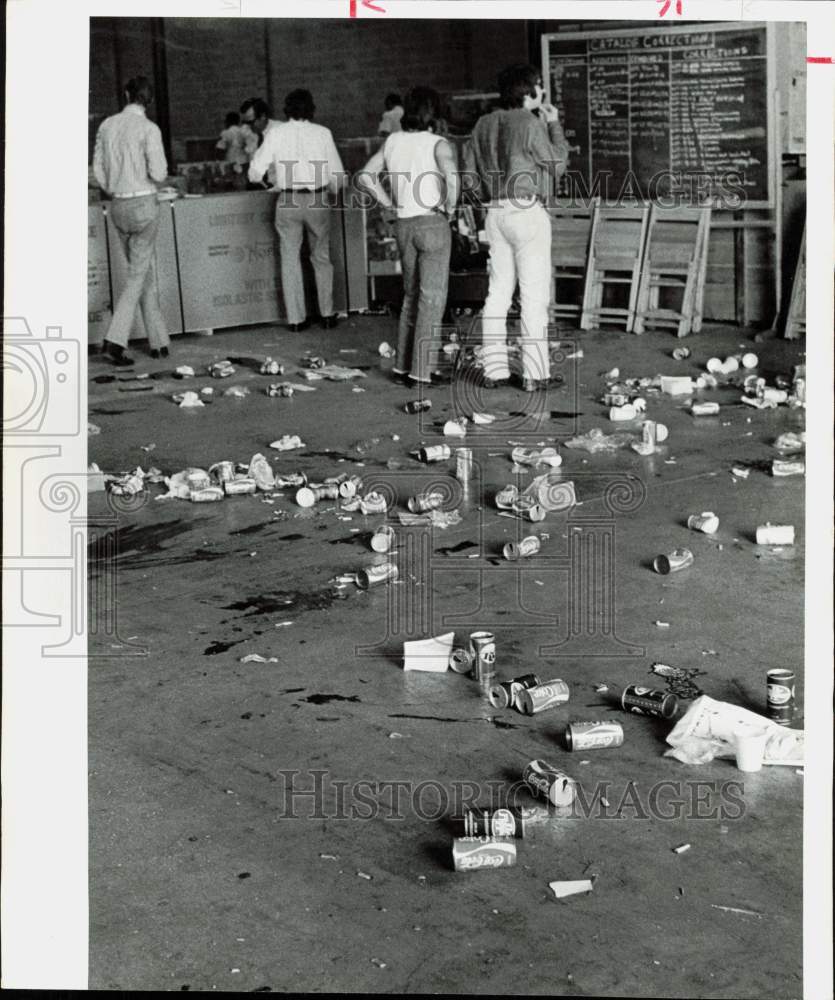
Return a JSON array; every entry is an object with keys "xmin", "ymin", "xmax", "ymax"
[
  {"xmin": 487, "ymin": 682, "xmax": 515, "ymax": 709},
  {"xmin": 766, "ymin": 668, "xmax": 795, "ymax": 726},
  {"xmin": 513, "ymin": 497, "xmax": 547, "ymax": 522},
  {"xmin": 452, "ymin": 837, "xmax": 517, "ymax": 872},
  {"xmin": 356, "ymin": 563, "xmax": 399, "ymax": 589},
  {"xmin": 495, "ymin": 485, "xmax": 519, "ymax": 509},
  {"xmin": 296, "ymin": 484, "xmax": 340, "ymax": 507},
  {"xmin": 672, "ymin": 346, "xmax": 691, "ymax": 361},
  {"xmin": 408, "ymin": 491, "xmax": 445, "ymax": 513},
  {"xmin": 756, "ymin": 524, "xmax": 795, "ymax": 545},
  {"xmin": 404, "ymin": 399, "xmax": 432, "ymax": 414},
  {"xmin": 186, "ymin": 469, "xmax": 211, "ymax": 491},
  {"xmin": 420, "ymin": 444, "xmax": 451, "ymax": 463},
  {"xmin": 360, "ymin": 492, "xmax": 388, "ymax": 514},
  {"xmin": 503, "ymin": 536, "xmax": 541, "ymax": 561},
  {"xmin": 449, "ymin": 647, "xmax": 474, "ymax": 673},
  {"xmin": 224, "ymin": 477, "xmax": 257, "ymax": 495},
  {"xmin": 276, "ymin": 472, "xmax": 307, "ymax": 488},
  {"xmin": 642, "ymin": 420, "xmax": 669, "ymax": 446},
  {"xmin": 339, "ymin": 475, "xmax": 363, "ymax": 499},
  {"xmin": 370, "ymin": 525, "xmax": 396, "ymax": 553},
  {"xmin": 565, "ymin": 720, "xmax": 624, "ymax": 751},
  {"xmin": 509, "ymin": 674, "xmax": 541, "ymax": 708},
  {"xmin": 518, "ymin": 679, "xmax": 570, "ymax": 715},
  {"xmin": 687, "ymin": 511, "xmax": 719, "ymax": 534},
  {"xmin": 652, "ymin": 548, "xmax": 694, "ymax": 575},
  {"xmin": 603, "ymin": 392, "xmax": 630, "ymax": 407},
  {"xmin": 522, "ymin": 759, "xmax": 576, "ymax": 807},
  {"xmin": 266, "ymin": 383, "xmax": 294, "ymax": 397},
  {"xmin": 690, "ymin": 401, "xmax": 720, "ymax": 416},
  {"xmin": 468, "ymin": 631, "xmax": 496, "ymax": 684},
  {"xmin": 260, "ymin": 358, "xmax": 284, "ymax": 376},
  {"xmin": 772, "ymin": 459, "xmax": 804, "ymax": 478},
  {"xmin": 621, "ymin": 684, "xmax": 679, "ymax": 719},
  {"xmin": 455, "ymin": 447, "xmax": 473, "ymax": 482},
  {"xmin": 190, "ymin": 486, "xmax": 224, "ymax": 502},
  {"xmin": 461, "ymin": 807, "xmax": 526, "ymax": 839},
  {"xmin": 760, "ymin": 386, "xmax": 788, "ymax": 405},
  {"xmin": 792, "ymin": 376, "xmax": 806, "ymax": 404},
  {"xmin": 209, "ymin": 461, "xmax": 236, "ymax": 484}
]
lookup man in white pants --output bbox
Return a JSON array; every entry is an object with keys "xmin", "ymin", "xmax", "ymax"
[{"xmin": 464, "ymin": 64, "xmax": 569, "ymax": 390}]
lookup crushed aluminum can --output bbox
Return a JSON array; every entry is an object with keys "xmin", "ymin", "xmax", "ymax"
[
  {"xmin": 359, "ymin": 492, "xmax": 388, "ymax": 514},
  {"xmin": 510, "ymin": 674, "xmax": 541, "ymax": 708},
  {"xmin": 469, "ymin": 631, "xmax": 496, "ymax": 685},
  {"xmin": 621, "ymin": 684, "xmax": 678, "ymax": 719},
  {"xmin": 672, "ymin": 347, "xmax": 691, "ymax": 361},
  {"xmin": 404, "ymin": 399, "xmax": 431, "ymax": 414},
  {"xmin": 759, "ymin": 386, "xmax": 788, "ymax": 405},
  {"xmin": 455, "ymin": 447, "xmax": 473, "ymax": 482},
  {"xmin": 356, "ymin": 563, "xmax": 399, "ymax": 589},
  {"xmin": 511, "ymin": 446, "xmax": 561, "ymax": 468},
  {"xmin": 408, "ymin": 491, "xmax": 445, "ymax": 513},
  {"xmin": 603, "ymin": 392, "xmax": 630, "ymax": 407},
  {"xmin": 224, "ymin": 477, "xmax": 257, "ymax": 495},
  {"xmin": 687, "ymin": 511, "xmax": 719, "ymax": 534},
  {"xmin": 296, "ymin": 484, "xmax": 340, "ymax": 507},
  {"xmin": 518, "ymin": 679, "xmax": 570, "ymax": 715},
  {"xmin": 495, "ymin": 485, "xmax": 519, "ymax": 510},
  {"xmin": 185, "ymin": 469, "xmax": 211, "ymax": 491},
  {"xmin": 502, "ymin": 535, "xmax": 541, "ymax": 561},
  {"xmin": 690, "ymin": 401, "xmax": 720, "ymax": 416},
  {"xmin": 461, "ymin": 807, "xmax": 526, "ymax": 839},
  {"xmin": 449, "ymin": 647, "xmax": 474, "ymax": 674},
  {"xmin": 304, "ymin": 356, "xmax": 327, "ymax": 369},
  {"xmin": 209, "ymin": 461, "xmax": 236, "ymax": 484},
  {"xmin": 339, "ymin": 475, "xmax": 363, "ymax": 499},
  {"xmin": 772, "ymin": 458, "xmax": 804, "ymax": 478},
  {"xmin": 370, "ymin": 525, "xmax": 396, "ymax": 553},
  {"xmin": 266, "ymin": 382, "xmax": 295, "ymax": 397},
  {"xmin": 209, "ymin": 361, "xmax": 235, "ymax": 378},
  {"xmin": 419, "ymin": 444, "xmax": 451, "ymax": 463},
  {"xmin": 522, "ymin": 759, "xmax": 576, "ymax": 807},
  {"xmin": 109, "ymin": 471, "xmax": 145, "ymax": 496},
  {"xmin": 512, "ymin": 497, "xmax": 547, "ymax": 522},
  {"xmin": 452, "ymin": 837, "xmax": 517, "ymax": 872},
  {"xmin": 766, "ymin": 668, "xmax": 795, "ymax": 726},
  {"xmin": 565, "ymin": 720, "xmax": 624, "ymax": 751},
  {"xmin": 609, "ymin": 404, "xmax": 637, "ymax": 421},
  {"xmin": 756, "ymin": 524, "xmax": 795, "ymax": 545},
  {"xmin": 190, "ymin": 486, "xmax": 225, "ymax": 502},
  {"xmin": 653, "ymin": 548, "xmax": 694, "ymax": 575},
  {"xmin": 260, "ymin": 358, "xmax": 285, "ymax": 376},
  {"xmin": 275, "ymin": 472, "xmax": 307, "ymax": 488}
]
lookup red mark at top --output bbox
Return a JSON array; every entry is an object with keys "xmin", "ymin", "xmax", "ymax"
[
  {"xmin": 657, "ymin": 0, "xmax": 683, "ymax": 15},
  {"xmin": 350, "ymin": 0, "xmax": 386, "ymax": 15}
]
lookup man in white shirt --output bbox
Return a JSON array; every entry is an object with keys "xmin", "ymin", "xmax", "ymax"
[
  {"xmin": 93, "ymin": 75, "xmax": 170, "ymax": 364},
  {"xmin": 248, "ymin": 89, "xmax": 346, "ymax": 331}
]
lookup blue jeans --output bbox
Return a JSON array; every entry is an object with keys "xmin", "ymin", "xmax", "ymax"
[
  {"xmin": 394, "ymin": 213, "xmax": 451, "ymax": 382},
  {"xmin": 105, "ymin": 195, "xmax": 170, "ymax": 350}
]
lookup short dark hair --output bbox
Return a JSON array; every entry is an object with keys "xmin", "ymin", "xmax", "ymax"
[
  {"xmin": 384, "ymin": 93, "xmax": 402, "ymax": 110},
  {"xmin": 401, "ymin": 86, "xmax": 441, "ymax": 132},
  {"xmin": 284, "ymin": 89, "xmax": 315, "ymax": 121},
  {"xmin": 225, "ymin": 111, "xmax": 240, "ymax": 128},
  {"xmin": 240, "ymin": 97, "xmax": 270, "ymax": 119},
  {"xmin": 497, "ymin": 64, "xmax": 540, "ymax": 109},
  {"xmin": 125, "ymin": 76, "xmax": 153, "ymax": 107}
]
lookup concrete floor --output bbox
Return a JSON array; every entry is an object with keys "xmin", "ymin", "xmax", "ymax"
[{"xmin": 88, "ymin": 316, "xmax": 805, "ymax": 996}]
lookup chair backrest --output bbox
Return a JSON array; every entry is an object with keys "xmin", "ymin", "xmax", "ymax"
[
  {"xmin": 551, "ymin": 207, "xmax": 597, "ymax": 265},
  {"xmin": 644, "ymin": 205, "xmax": 710, "ymax": 267},
  {"xmin": 591, "ymin": 206, "xmax": 649, "ymax": 268}
]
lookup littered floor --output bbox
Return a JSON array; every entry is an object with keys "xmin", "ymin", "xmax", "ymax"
[{"xmin": 88, "ymin": 316, "xmax": 805, "ymax": 997}]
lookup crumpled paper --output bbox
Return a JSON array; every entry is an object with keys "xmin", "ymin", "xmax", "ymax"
[
  {"xmin": 398, "ymin": 509, "xmax": 462, "ymax": 529},
  {"xmin": 270, "ymin": 435, "xmax": 305, "ymax": 451},
  {"xmin": 664, "ymin": 695, "xmax": 804, "ymax": 766},
  {"xmin": 564, "ymin": 428, "xmax": 638, "ymax": 453}
]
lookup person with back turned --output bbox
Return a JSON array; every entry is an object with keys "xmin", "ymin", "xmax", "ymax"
[
  {"xmin": 464, "ymin": 64, "xmax": 569, "ymax": 391},
  {"xmin": 93, "ymin": 75, "xmax": 170, "ymax": 364},
  {"xmin": 248, "ymin": 89, "xmax": 345, "ymax": 331}
]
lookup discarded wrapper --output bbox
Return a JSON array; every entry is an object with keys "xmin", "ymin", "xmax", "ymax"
[
  {"xmin": 653, "ymin": 548, "xmax": 694, "ymax": 575},
  {"xmin": 402, "ymin": 632, "xmax": 454, "ymax": 672}
]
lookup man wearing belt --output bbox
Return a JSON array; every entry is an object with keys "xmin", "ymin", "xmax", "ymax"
[
  {"xmin": 248, "ymin": 89, "xmax": 345, "ymax": 332},
  {"xmin": 93, "ymin": 76, "xmax": 170, "ymax": 364},
  {"xmin": 464, "ymin": 64, "xmax": 569, "ymax": 391}
]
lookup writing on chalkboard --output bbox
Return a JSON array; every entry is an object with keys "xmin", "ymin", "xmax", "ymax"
[{"xmin": 543, "ymin": 23, "xmax": 772, "ymax": 207}]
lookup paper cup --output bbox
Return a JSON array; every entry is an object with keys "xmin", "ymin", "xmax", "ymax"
[{"xmin": 734, "ymin": 730, "xmax": 769, "ymax": 773}]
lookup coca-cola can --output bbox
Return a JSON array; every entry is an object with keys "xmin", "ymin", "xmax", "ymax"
[
  {"xmin": 455, "ymin": 447, "xmax": 473, "ymax": 482},
  {"xmin": 356, "ymin": 563, "xmax": 399, "ymax": 589},
  {"xmin": 468, "ymin": 631, "xmax": 496, "ymax": 684},
  {"xmin": 408, "ymin": 491, "xmax": 445, "ymax": 513},
  {"xmin": 451, "ymin": 837, "xmax": 517, "ymax": 872},
  {"xmin": 766, "ymin": 668, "xmax": 795, "ymax": 726},
  {"xmin": 404, "ymin": 399, "xmax": 432, "ymax": 414},
  {"xmin": 522, "ymin": 759, "xmax": 576, "ymax": 807},
  {"xmin": 503, "ymin": 536, "xmax": 541, "ymax": 561},
  {"xmin": 461, "ymin": 807, "xmax": 526, "ymax": 839},
  {"xmin": 565, "ymin": 720, "xmax": 624, "ymax": 751},
  {"xmin": 186, "ymin": 469, "xmax": 211, "ymax": 491},
  {"xmin": 518, "ymin": 679, "xmax": 570, "ymax": 715},
  {"xmin": 621, "ymin": 684, "xmax": 678, "ymax": 719},
  {"xmin": 224, "ymin": 477, "xmax": 257, "ymax": 495},
  {"xmin": 510, "ymin": 674, "xmax": 541, "ymax": 708},
  {"xmin": 420, "ymin": 444, "xmax": 451, "ymax": 462}
]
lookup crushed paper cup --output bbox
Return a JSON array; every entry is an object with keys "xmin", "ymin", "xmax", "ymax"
[
  {"xmin": 443, "ymin": 418, "xmax": 468, "ymax": 438},
  {"xmin": 173, "ymin": 391, "xmax": 205, "ymax": 408},
  {"xmin": 495, "ymin": 485, "xmax": 520, "ymax": 509},
  {"xmin": 269, "ymin": 435, "xmax": 305, "ymax": 451},
  {"xmin": 249, "ymin": 453, "xmax": 276, "ymax": 491},
  {"xmin": 403, "ymin": 632, "xmax": 455, "ymax": 672},
  {"xmin": 378, "ymin": 342, "xmax": 395, "ymax": 358},
  {"xmin": 687, "ymin": 512, "xmax": 720, "ymax": 535}
]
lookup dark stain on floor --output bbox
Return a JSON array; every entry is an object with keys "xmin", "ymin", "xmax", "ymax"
[{"xmin": 300, "ymin": 693, "xmax": 361, "ymax": 705}]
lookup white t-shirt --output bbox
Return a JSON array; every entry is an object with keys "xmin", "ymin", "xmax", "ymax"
[
  {"xmin": 378, "ymin": 106, "xmax": 404, "ymax": 135},
  {"xmin": 383, "ymin": 130, "xmax": 444, "ymax": 219}
]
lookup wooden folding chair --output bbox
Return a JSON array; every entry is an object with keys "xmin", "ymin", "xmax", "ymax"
[
  {"xmin": 784, "ymin": 224, "xmax": 806, "ymax": 340},
  {"xmin": 632, "ymin": 205, "xmax": 712, "ymax": 337},
  {"xmin": 580, "ymin": 205, "xmax": 650, "ymax": 332},
  {"xmin": 548, "ymin": 198, "xmax": 598, "ymax": 325}
]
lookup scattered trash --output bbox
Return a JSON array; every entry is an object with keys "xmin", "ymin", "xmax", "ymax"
[
  {"xmin": 731, "ymin": 465, "xmax": 750, "ymax": 479},
  {"xmin": 773, "ymin": 432, "xmax": 805, "ymax": 454},
  {"xmin": 378, "ymin": 342, "xmax": 395, "ymax": 358},
  {"xmin": 173, "ymin": 391, "xmax": 205, "ymax": 408},
  {"xmin": 209, "ymin": 360, "xmax": 236, "ymax": 378},
  {"xmin": 511, "ymin": 446, "xmax": 561, "ymax": 468},
  {"xmin": 523, "ymin": 473, "xmax": 576, "ymax": 513},
  {"xmin": 404, "ymin": 399, "xmax": 431, "ymax": 414},
  {"xmin": 249, "ymin": 453, "xmax": 276, "ymax": 491},
  {"xmin": 402, "ymin": 632, "xmax": 455, "ymax": 672},
  {"xmin": 443, "ymin": 418, "xmax": 468, "ymax": 438},
  {"xmin": 472, "ymin": 412, "xmax": 496, "ymax": 425},
  {"xmin": 609, "ymin": 403, "xmax": 638, "ymax": 422},
  {"xmin": 654, "ymin": 621, "xmax": 670, "ymax": 628},
  {"xmin": 772, "ymin": 458, "xmax": 804, "ymax": 477},
  {"xmin": 650, "ymin": 663, "xmax": 706, "ymax": 700},
  {"xmin": 108, "ymin": 468, "xmax": 146, "ymax": 496},
  {"xmin": 653, "ymin": 548, "xmax": 694, "ymax": 575},
  {"xmin": 660, "ymin": 376, "xmax": 694, "ymax": 395},
  {"xmin": 564, "ymin": 428, "xmax": 637, "ymax": 453},
  {"xmin": 173, "ymin": 365, "xmax": 195, "ymax": 378},
  {"xmin": 301, "ymin": 365, "xmax": 367, "ymax": 381},
  {"xmin": 356, "ymin": 563, "xmax": 399, "ymax": 589},
  {"xmin": 503, "ymin": 536, "xmax": 541, "ymax": 561},
  {"xmin": 88, "ymin": 422, "xmax": 102, "ymax": 436},
  {"xmin": 452, "ymin": 838, "xmax": 517, "ymax": 871},
  {"xmin": 239, "ymin": 654, "xmax": 279, "ymax": 663},
  {"xmin": 671, "ymin": 347, "xmax": 691, "ymax": 361},
  {"xmin": 687, "ymin": 511, "xmax": 719, "ymax": 535},
  {"xmin": 756, "ymin": 524, "xmax": 795, "ymax": 545},
  {"xmin": 356, "ymin": 871, "xmax": 373, "ymax": 880},
  {"xmin": 223, "ymin": 384, "xmax": 250, "ymax": 398},
  {"xmin": 549, "ymin": 879, "xmax": 594, "ymax": 899},
  {"xmin": 87, "ymin": 463, "xmax": 106, "ymax": 492},
  {"xmin": 398, "ymin": 508, "xmax": 462, "ymax": 529},
  {"xmin": 266, "ymin": 382, "xmax": 295, "ymax": 397},
  {"xmin": 260, "ymin": 358, "xmax": 285, "ymax": 375},
  {"xmin": 270, "ymin": 435, "xmax": 305, "ymax": 451}
]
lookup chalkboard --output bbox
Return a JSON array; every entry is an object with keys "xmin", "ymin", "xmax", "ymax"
[{"xmin": 542, "ymin": 23, "xmax": 774, "ymax": 207}]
